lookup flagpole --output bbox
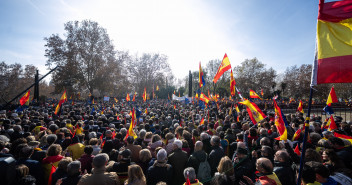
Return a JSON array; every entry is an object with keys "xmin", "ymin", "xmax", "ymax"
[{"xmin": 296, "ymin": 86, "xmax": 314, "ymax": 185}]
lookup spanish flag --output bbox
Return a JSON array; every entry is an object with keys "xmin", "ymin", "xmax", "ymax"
[
  {"xmin": 235, "ymin": 104, "xmax": 240, "ymax": 113},
  {"xmin": 334, "ymin": 132, "xmax": 352, "ymax": 144},
  {"xmin": 132, "ymin": 92, "xmax": 136, "ymax": 102},
  {"xmin": 230, "ymin": 69, "xmax": 236, "ymax": 96},
  {"xmin": 199, "ymin": 62, "xmax": 206, "ymax": 88},
  {"xmin": 199, "ymin": 117, "xmax": 205, "ymax": 125},
  {"xmin": 326, "ymin": 86, "xmax": 338, "ymax": 106},
  {"xmin": 126, "ymin": 93, "xmax": 130, "ymax": 102},
  {"xmin": 156, "ymin": 85, "xmax": 159, "ymax": 91},
  {"xmin": 292, "ymin": 128, "xmax": 302, "ymax": 141},
  {"xmin": 125, "ymin": 108, "xmax": 137, "ymax": 140},
  {"xmin": 55, "ymin": 90, "xmax": 67, "ymax": 115},
  {"xmin": 261, "ymin": 89, "xmax": 264, "ymax": 97},
  {"xmin": 213, "ymin": 53, "xmax": 232, "ymax": 83},
  {"xmin": 114, "ymin": 97, "xmax": 118, "ymax": 103},
  {"xmin": 312, "ymin": 0, "xmax": 352, "ymax": 85},
  {"xmin": 249, "ymin": 90, "xmax": 262, "ymax": 100},
  {"xmin": 239, "ymin": 100, "xmax": 266, "ymax": 124},
  {"xmin": 143, "ymin": 88, "xmax": 147, "ymax": 102},
  {"xmin": 328, "ymin": 115, "xmax": 337, "ymax": 131},
  {"xmin": 273, "ymin": 100, "xmax": 287, "ymax": 141},
  {"xmin": 20, "ymin": 90, "xmax": 30, "ymax": 106},
  {"xmin": 199, "ymin": 93, "xmax": 210, "ymax": 104},
  {"xmin": 297, "ymin": 100, "xmax": 304, "ymax": 113}
]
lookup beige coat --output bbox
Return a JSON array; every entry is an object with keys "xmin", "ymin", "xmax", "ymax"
[{"xmin": 78, "ymin": 167, "xmax": 120, "ymax": 185}]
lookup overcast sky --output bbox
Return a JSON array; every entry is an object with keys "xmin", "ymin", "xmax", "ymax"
[{"xmin": 0, "ymin": 0, "xmax": 319, "ymax": 80}]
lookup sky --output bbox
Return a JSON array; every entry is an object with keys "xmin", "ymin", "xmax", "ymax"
[{"xmin": 0, "ymin": 0, "xmax": 320, "ymax": 81}]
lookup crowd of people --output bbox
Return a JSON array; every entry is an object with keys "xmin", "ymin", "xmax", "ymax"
[{"xmin": 0, "ymin": 98, "xmax": 352, "ymax": 185}]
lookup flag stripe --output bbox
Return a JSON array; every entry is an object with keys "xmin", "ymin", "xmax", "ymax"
[
  {"xmin": 317, "ymin": 55, "xmax": 352, "ymax": 84},
  {"xmin": 318, "ymin": 0, "xmax": 352, "ymax": 22}
]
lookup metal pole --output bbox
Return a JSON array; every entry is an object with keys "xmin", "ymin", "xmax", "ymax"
[
  {"xmin": 4, "ymin": 66, "xmax": 59, "ymax": 108},
  {"xmin": 296, "ymin": 87, "xmax": 314, "ymax": 185}
]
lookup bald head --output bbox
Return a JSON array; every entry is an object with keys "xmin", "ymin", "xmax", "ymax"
[
  {"xmin": 256, "ymin": 157, "xmax": 273, "ymax": 174},
  {"xmin": 274, "ymin": 150, "xmax": 290, "ymax": 163}
]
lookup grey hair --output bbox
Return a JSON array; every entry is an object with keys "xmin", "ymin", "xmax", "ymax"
[
  {"xmin": 93, "ymin": 153, "xmax": 109, "ymax": 168},
  {"xmin": 183, "ymin": 167, "xmax": 196, "ymax": 182},
  {"xmin": 194, "ymin": 141, "xmax": 203, "ymax": 151},
  {"xmin": 211, "ymin": 135, "xmax": 220, "ymax": 146},
  {"xmin": 67, "ymin": 161, "xmax": 81, "ymax": 176},
  {"xmin": 139, "ymin": 129, "xmax": 146, "ymax": 138}
]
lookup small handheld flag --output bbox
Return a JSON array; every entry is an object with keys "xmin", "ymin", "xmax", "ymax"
[
  {"xmin": 20, "ymin": 90, "xmax": 30, "ymax": 106},
  {"xmin": 249, "ymin": 90, "xmax": 262, "ymax": 100},
  {"xmin": 297, "ymin": 100, "xmax": 304, "ymax": 113},
  {"xmin": 326, "ymin": 86, "xmax": 338, "ymax": 106}
]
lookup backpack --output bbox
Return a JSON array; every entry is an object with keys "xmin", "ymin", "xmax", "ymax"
[{"xmin": 197, "ymin": 154, "xmax": 211, "ymax": 182}]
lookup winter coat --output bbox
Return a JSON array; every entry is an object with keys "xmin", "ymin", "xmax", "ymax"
[
  {"xmin": 146, "ymin": 160, "xmax": 173, "ymax": 185},
  {"xmin": 186, "ymin": 150, "xmax": 207, "ymax": 174},
  {"xmin": 273, "ymin": 161, "xmax": 296, "ymax": 185},
  {"xmin": 168, "ymin": 148, "xmax": 188, "ymax": 185},
  {"xmin": 78, "ymin": 167, "xmax": 120, "ymax": 185},
  {"xmin": 209, "ymin": 146, "xmax": 225, "ymax": 176},
  {"xmin": 79, "ymin": 154, "xmax": 94, "ymax": 173}
]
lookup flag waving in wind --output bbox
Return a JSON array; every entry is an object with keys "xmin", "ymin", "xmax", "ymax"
[
  {"xmin": 297, "ymin": 100, "xmax": 304, "ymax": 113},
  {"xmin": 55, "ymin": 90, "xmax": 67, "ymax": 115},
  {"xmin": 143, "ymin": 88, "xmax": 147, "ymax": 102},
  {"xmin": 20, "ymin": 90, "xmax": 30, "ymax": 106},
  {"xmin": 213, "ymin": 53, "xmax": 232, "ymax": 83},
  {"xmin": 273, "ymin": 100, "xmax": 287, "ymax": 140},
  {"xmin": 239, "ymin": 100, "xmax": 266, "ymax": 124},
  {"xmin": 230, "ymin": 69, "xmax": 236, "ymax": 96},
  {"xmin": 311, "ymin": 0, "xmax": 352, "ymax": 85},
  {"xmin": 249, "ymin": 90, "xmax": 262, "ymax": 100},
  {"xmin": 326, "ymin": 86, "xmax": 338, "ymax": 106},
  {"xmin": 126, "ymin": 93, "xmax": 130, "ymax": 102},
  {"xmin": 125, "ymin": 108, "xmax": 137, "ymax": 140},
  {"xmin": 199, "ymin": 62, "xmax": 205, "ymax": 88}
]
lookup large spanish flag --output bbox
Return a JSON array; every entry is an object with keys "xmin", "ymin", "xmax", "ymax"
[
  {"xmin": 213, "ymin": 53, "xmax": 232, "ymax": 83},
  {"xmin": 143, "ymin": 88, "xmax": 147, "ymax": 102},
  {"xmin": 312, "ymin": 0, "xmax": 352, "ymax": 85},
  {"xmin": 239, "ymin": 100, "xmax": 266, "ymax": 124}
]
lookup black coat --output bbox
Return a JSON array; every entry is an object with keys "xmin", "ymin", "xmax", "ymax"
[
  {"xmin": 17, "ymin": 159, "xmax": 44, "ymax": 185},
  {"xmin": 168, "ymin": 149, "xmax": 188, "ymax": 185},
  {"xmin": 146, "ymin": 162, "xmax": 173, "ymax": 185},
  {"xmin": 61, "ymin": 173, "xmax": 82, "ymax": 185},
  {"xmin": 273, "ymin": 161, "xmax": 296, "ymax": 185},
  {"xmin": 209, "ymin": 146, "xmax": 225, "ymax": 176},
  {"xmin": 186, "ymin": 150, "xmax": 207, "ymax": 174},
  {"xmin": 234, "ymin": 157, "xmax": 255, "ymax": 184}
]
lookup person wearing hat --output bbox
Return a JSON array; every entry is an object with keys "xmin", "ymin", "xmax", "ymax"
[
  {"xmin": 146, "ymin": 149, "xmax": 173, "ymax": 185},
  {"xmin": 168, "ymin": 139, "xmax": 188, "ymax": 185},
  {"xmin": 110, "ymin": 148, "xmax": 134, "ymax": 184}
]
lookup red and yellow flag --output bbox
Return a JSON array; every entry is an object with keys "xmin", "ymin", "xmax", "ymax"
[
  {"xmin": 199, "ymin": 93, "xmax": 210, "ymax": 104},
  {"xmin": 126, "ymin": 93, "xmax": 130, "ymax": 102},
  {"xmin": 199, "ymin": 117, "xmax": 205, "ymax": 125},
  {"xmin": 235, "ymin": 104, "xmax": 240, "ymax": 113},
  {"xmin": 249, "ymin": 90, "xmax": 262, "ymax": 100},
  {"xmin": 239, "ymin": 100, "xmax": 266, "ymax": 124},
  {"xmin": 132, "ymin": 92, "xmax": 136, "ymax": 102},
  {"xmin": 326, "ymin": 86, "xmax": 338, "ymax": 106},
  {"xmin": 114, "ymin": 97, "xmax": 118, "ymax": 103},
  {"xmin": 334, "ymin": 132, "xmax": 352, "ymax": 144},
  {"xmin": 213, "ymin": 53, "xmax": 232, "ymax": 83},
  {"xmin": 312, "ymin": 0, "xmax": 352, "ymax": 85},
  {"xmin": 230, "ymin": 69, "xmax": 236, "ymax": 96},
  {"xmin": 261, "ymin": 89, "xmax": 264, "ymax": 97},
  {"xmin": 292, "ymin": 128, "xmax": 302, "ymax": 141},
  {"xmin": 156, "ymin": 85, "xmax": 159, "ymax": 91},
  {"xmin": 125, "ymin": 108, "xmax": 137, "ymax": 140},
  {"xmin": 55, "ymin": 90, "xmax": 67, "ymax": 115},
  {"xmin": 328, "ymin": 115, "xmax": 337, "ymax": 131},
  {"xmin": 297, "ymin": 100, "xmax": 304, "ymax": 113},
  {"xmin": 143, "ymin": 88, "xmax": 147, "ymax": 102},
  {"xmin": 20, "ymin": 90, "xmax": 30, "ymax": 106},
  {"xmin": 273, "ymin": 100, "xmax": 287, "ymax": 141}
]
